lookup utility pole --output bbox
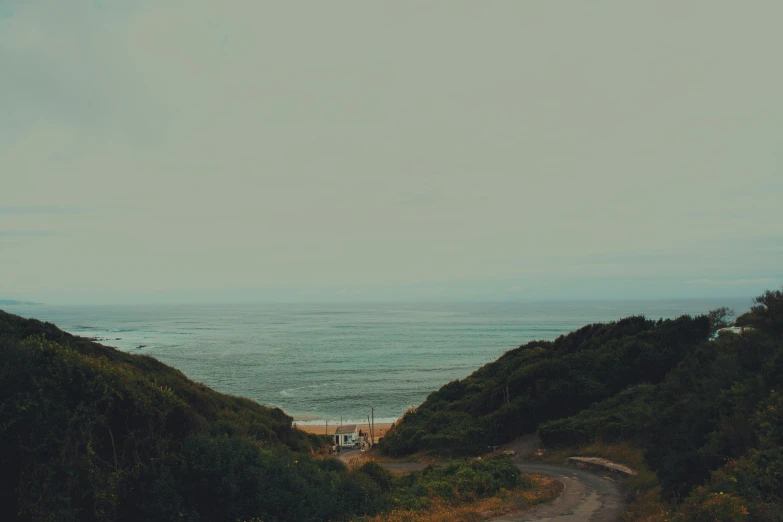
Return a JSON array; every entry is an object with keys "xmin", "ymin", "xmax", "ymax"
[
  {"xmin": 367, "ymin": 415, "xmax": 372, "ymax": 447},
  {"xmin": 371, "ymin": 408, "xmax": 375, "ymax": 445},
  {"xmin": 325, "ymin": 420, "xmax": 328, "ymax": 436}
]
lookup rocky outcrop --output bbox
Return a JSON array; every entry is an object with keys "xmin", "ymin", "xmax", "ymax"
[{"xmin": 566, "ymin": 457, "xmax": 637, "ymax": 479}]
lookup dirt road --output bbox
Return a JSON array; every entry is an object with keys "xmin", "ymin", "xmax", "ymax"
[{"xmin": 492, "ymin": 461, "xmax": 625, "ymax": 521}]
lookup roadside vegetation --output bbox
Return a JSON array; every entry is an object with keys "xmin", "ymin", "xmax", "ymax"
[
  {"xmin": 382, "ymin": 288, "xmax": 783, "ymax": 521},
  {"xmin": 362, "ymin": 469, "xmax": 561, "ymax": 522}
]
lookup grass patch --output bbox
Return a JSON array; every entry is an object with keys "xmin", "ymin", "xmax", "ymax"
[
  {"xmin": 362, "ymin": 450, "xmax": 440, "ymax": 464},
  {"xmin": 363, "ymin": 474, "xmax": 562, "ymax": 522},
  {"xmin": 539, "ymin": 440, "xmax": 646, "ymax": 469}
]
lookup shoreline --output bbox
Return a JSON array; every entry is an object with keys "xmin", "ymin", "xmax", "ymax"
[
  {"xmin": 296, "ymin": 421, "xmax": 395, "ymax": 443},
  {"xmin": 293, "ymin": 416, "xmax": 399, "ymax": 426}
]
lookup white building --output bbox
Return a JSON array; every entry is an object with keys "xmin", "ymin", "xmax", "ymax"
[
  {"xmin": 711, "ymin": 326, "xmax": 754, "ymax": 340},
  {"xmin": 334, "ymin": 425, "xmax": 359, "ymax": 447}
]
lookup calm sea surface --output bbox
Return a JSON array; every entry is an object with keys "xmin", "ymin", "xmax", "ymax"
[{"xmin": 4, "ymin": 299, "xmax": 750, "ymax": 424}]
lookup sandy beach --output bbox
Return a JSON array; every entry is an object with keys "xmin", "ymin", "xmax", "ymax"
[{"xmin": 296, "ymin": 421, "xmax": 395, "ymax": 443}]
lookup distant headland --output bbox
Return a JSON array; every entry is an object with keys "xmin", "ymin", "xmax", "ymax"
[{"xmin": 0, "ymin": 300, "xmax": 42, "ymax": 306}]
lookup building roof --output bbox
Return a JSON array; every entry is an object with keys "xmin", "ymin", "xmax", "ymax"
[{"xmin": 335, "ymin": 424, "xmax": 358, "ymax": 435}]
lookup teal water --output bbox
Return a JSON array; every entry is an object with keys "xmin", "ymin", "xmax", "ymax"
[{"xmin": 4, "ymin": 299, "xmax": 750, "ymax": 424}]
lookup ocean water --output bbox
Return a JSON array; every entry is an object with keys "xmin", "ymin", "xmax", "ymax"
[{"xmin": 4, "ymin": 298, "xmax": 750, "ymax": 424}]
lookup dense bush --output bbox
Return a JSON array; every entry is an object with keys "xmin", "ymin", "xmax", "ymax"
[
  {"xmin": 538, "ymin": 384, "xmax": 657, "ymax": 447},
  {"xmin": 391, "ymin": 455, "xmax": 526, "ymax": 510},
  {"xmin": 735, "ymin": 288, "xmax": 783, "ymax": 336},
  {"xmin": 666, "ymin": 409, "xmax": 783, "ymax": 522}
]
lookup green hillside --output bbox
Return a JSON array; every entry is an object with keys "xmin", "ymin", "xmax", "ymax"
[
  {"xmin": 0, "ymin": 310, "xmax": 353, "ymax": 521},
  {"xmin": 380, "ymin": 288, "xmax": 783, "ymax": 520},
  {"xmin": 379, "ymin": 313, "xmax": 712, "ymax": 456}
]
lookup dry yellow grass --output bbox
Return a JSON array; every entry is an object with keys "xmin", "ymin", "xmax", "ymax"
[
  {"xmin": 539, "ymin": 440, "xmax": 646, "ymax": 469},
  {"xmin": 621, "ymin": 487, "xmax": 670, "ymax": 522},
  {"xmin": 361, "ymin": 474, "xmax": 562, "ymax": 522}
]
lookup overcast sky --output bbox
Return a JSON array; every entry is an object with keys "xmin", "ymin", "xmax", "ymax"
[{"xmin": 2, "ymin": 1, "xmax": 781, "ymax": 304}]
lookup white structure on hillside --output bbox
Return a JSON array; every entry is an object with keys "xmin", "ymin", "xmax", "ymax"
[
  {"xmin": 711, "ymin": 326, "xmax": 754, "ymax": 340},
  {"xmin": 334, "ymin": 425, "xmax": 359, "ymax": 447}
]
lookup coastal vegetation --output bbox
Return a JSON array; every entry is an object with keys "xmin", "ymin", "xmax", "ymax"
[
  {"xmin": 3, "ymin": 287, "xmax": 781, "ymax": 521},
  {"xmin": 379, "ymin": 313, "xmax": 712, "ymax": 456},
  {"xmin": 0, "ymin": 311, "xmax": 535, "ymax": 521},
  {"xmin": 380, "ymin": 287, "xmax": 783, "ymax": 520}
]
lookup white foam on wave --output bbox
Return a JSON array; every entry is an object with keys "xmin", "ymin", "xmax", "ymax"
[{"xmin": 279, "ymin": 382, "xmax": 344, "ymax": 397}]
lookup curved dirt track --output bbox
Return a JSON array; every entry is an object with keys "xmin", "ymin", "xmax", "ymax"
[{"xmin": 492, "ymin": 461, "xmax": 625, "ymax": 522}]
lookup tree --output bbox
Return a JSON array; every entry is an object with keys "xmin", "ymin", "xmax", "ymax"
[
  {"xmin": 750, "ymin": 287, "xmax": 783, "ymax": 335},
  {"xmin": 707, "ymin": 307, "xmax": 735, "ymax": 335},
  {"xmin": 735, "ymin": 287, "xmax": 783, "ymax": 336}
]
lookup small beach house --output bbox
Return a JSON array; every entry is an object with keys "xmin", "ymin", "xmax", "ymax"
[{"xmin": 334, "ymin": 425, "xmax": 359, "ymax": 447}]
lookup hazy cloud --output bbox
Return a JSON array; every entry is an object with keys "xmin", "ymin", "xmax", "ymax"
[
  {"xmin": 1, "ymin": 1, "xmax": 781, "ymax": 303},
  {"xmin": 0, "ymin": 205, "xmax": 87, "ymax": 215},
  {"xmin": 0, "ymin": 230, "xmax": 60, "ymax": 236},
  {"xmin": 687, "ymin": 278, "xmax": 779, "ymax": 288}
]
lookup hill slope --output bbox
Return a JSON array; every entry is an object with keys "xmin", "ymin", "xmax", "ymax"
[
  {"xmin": 0, "ymin": 311, "xmax": 377, "ymax": 522},
  {"xmin": 379, "ymin": 313, "xmax": 711, "ymax": 456},
  {"xmin": 379, "ymin": 288, "xmax": 783, "ymax": 520}
]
